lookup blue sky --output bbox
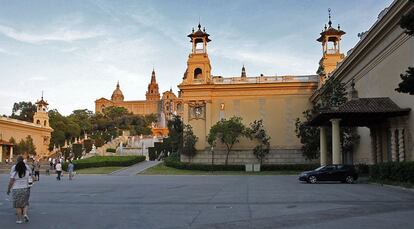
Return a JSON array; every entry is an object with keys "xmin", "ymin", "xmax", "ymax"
[{"xmin": 0, "ymin": 0, "xmax": 392, "ymax": 115}]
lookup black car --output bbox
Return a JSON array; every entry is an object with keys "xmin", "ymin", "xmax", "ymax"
[{"xmin": 298, "ymin": 165, "xmax": 358, "ymax": 184}]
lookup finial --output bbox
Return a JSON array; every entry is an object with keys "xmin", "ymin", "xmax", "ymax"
[
  {"xmin": 338, "ymin": 24, "xmax": 341, "ymax": 30},
  {"xmin": 198, "ymin": 23, "xmax": 201, "ymax": 30},
  {"xmin": 192, "ymin": 27, "xmax": 194, "ymax": 33},
  {"xmin": 328, "ymin": 8, "xmax": 332, "ymax": 27},
  {"xmin": 324, "ymin": 24, "xmax": 327, "ymax": 30},
  {"xmin": 117, "ymin": 80, "xmax": 120, "ymax": 88},
  {"xmin": 41, "ymin": 90, "xmax": 44, "ymax": 100},
  {"xmin": 203, "ymin": 27, "xmax": 205, "ymax": 32}
]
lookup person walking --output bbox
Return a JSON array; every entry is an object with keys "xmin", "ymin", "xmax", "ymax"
[
  {"xmin": 7, "ymin": 155, "xmax": 32, "ymax": 224},
  {"xmin": 55, "ymin": 161, "xmax": 62, "ymax": 181},
  {"xmin": 68, "ymin": 161, "xmax": 75, "ymax": 180},
  {"xmin": 34, "ymin": 160, "xmax": 40, "ymax": 181}
]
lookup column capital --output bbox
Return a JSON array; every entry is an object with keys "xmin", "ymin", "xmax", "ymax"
[{"xmin": 330, "ymin": 118, "xmax": 341, "ymax": 123}]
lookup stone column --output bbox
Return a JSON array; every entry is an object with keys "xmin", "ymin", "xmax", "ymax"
[
  {"xmin": 0, "ymin": 145, "xmax": 3, "ymax": 163},
  {"xmin": 331, "ymin": 119, "xmax": 341, "ymax": 164},
  {"xmin": 370, "ymin": 128, "xmax": 377, "ymax": 164},
  {"xmin": 398, "ymin": 128, "xmax": 405, "ymax": 162},
  {"xmin": 10, "ymin": 146, "xmax": 13, "ymax": 161},
  {"xmin": 320, "ymin": 127, "xmax": 328, "ymax": 166},
  {"xmin": 376, "ymin": 129, "xmax": 383, "ymax": 163},
  {"xmin": 390, "ymin": 128, "xmax": 397, "ymax": 162}
]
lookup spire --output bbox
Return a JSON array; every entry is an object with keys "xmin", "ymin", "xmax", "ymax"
[
  {"xmin": 116, "ymin": 80, "xmax": 120, "ymax": 88},
  {"xmin": 197, "ymin": 23, "xmax": 201, "ymax": 30},
  {"xmin": 241, "ymin": 64, "xmax": 246, "ymax": 78},
  {"xmin": 170, "ymin": 87, "xmax": 173, "ymax": 92},
  {"xmin": 328, "ymin": 8, "xmax": 332, "ymax": 28},
  {"xmin": 151, "ymin": 68, "xmax": 156, "ymax": 83}
]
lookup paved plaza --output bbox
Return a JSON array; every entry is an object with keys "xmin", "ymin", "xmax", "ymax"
[{"xmin": 0, "ymin": 174, "xmax": 414, "ymax": 229}]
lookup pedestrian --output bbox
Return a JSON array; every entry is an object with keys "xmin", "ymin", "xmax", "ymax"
[
  {"xmin": 68, "ymin": 161, "xmax": 75, "ymax": 180},
  {"xmin": 48, "ymin": 157, "xmax": 52, "ymax": 170},
  {"xmin": 52, "ymin": 158, "xmax": 56, "ymax": 170},
  {"xmin": 55, "ymin": 161, "xmax": 62, "ymax": 180},
  {"xmin": 34, "ymin": 160, "xmax": 40, "ymax": 181},
  {"xmin": 7, "ymin": 155, "xmax": 32, "ymax": 224}
]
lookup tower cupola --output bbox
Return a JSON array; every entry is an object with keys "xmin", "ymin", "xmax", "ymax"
[
  {"xmin": 33, "ymin": 93, "xmax": 50, "ymax": 127},
  {"xmin": 317, "ymin": 9, "xmax": 346, "ymax": 86},
  {"xmin": 146, "ymin": 69, "xmax": 160, "ymax": 101}
]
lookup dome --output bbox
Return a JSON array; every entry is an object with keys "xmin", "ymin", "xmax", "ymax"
[{"xmin": 111, "ymin": 81, "xmax": 124, "ymax": 102}]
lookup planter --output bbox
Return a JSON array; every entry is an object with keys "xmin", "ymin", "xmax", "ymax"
[{"xmin": 253, "ymin": 164, "xmax": 261, "ymax": 172}]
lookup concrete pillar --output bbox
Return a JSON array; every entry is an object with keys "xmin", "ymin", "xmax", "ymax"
[
  {"xmin": 376, "ymin": 129, "xmax": 383, "ymax": 163},
  {"xmin": 370, "ymin": 128, "xmax": 377, "ymax": 164},
  {"xmin": 10, "ymin": 146, "xmax": 13, "ymax": 161},
  {"xmin": 320, "ymin": 127, "xmax": 328, "ymax": 166},
  {"xmin": 331, "ymin": 119, "xmax": 341, "ymax": 164},
  {"xmin": 390, "ymin": 128, "xmax": 398, "ymax": 162},
  {"xmin": 398, "ymin": 128, "xmax": 405, "ymax": 162},
  {"xmin": 0, "ymin": 145, "xmax": 3, "ymax": 163}
]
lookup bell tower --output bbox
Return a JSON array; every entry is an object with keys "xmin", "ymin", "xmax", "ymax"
[
  {"xmin": 33, "ymin": 93, "xmax": 50, "ymax": 128},
  {"xmin": 182, "ymin": 23, "xmax": 212, "ymax": 85},
  {"xmin": 146, "ymin": 69, "xmax": 160, "ymax": 101},
  {"xmin": 317, "ymin": 9, "xmax": 345, "ymax": 86}
]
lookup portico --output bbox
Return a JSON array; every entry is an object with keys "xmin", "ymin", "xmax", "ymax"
[
  {"xmin": 0, "ymin": 140, "xmax": 14, "ymax": 163},
  {"xmin": 310, "ymin": 98, "xmax": 411, "ymax": 165}
]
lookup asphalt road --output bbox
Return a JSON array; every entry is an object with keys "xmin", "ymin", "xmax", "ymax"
[{"xmin": 0, "ymin": 174, "xmax": 413, "ymax": 229}]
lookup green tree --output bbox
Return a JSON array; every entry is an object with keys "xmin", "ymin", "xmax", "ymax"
[
  {"xmin": 10, "ymin": 101, "xmax": 37, "ymax": 122},
  {"xmin": 207, "ymin": 116, "xmax": 247, "ymax": 165},
  {"xmin": 25, "ymin": 135, "xmax": 36, "ymax": 156},
  {"xmin": 181, "ymin": 124, "xmax": 198, "ymax": 161},
  {"xmin": 295, "ymin": 78, "xmax": 359, "ymax": 160},
  {"xmin": 247, "ymin": 120, "xmax": 271, "ymax": 165},
  {"xmin": 167, "ymin": 115, "xmax": 184, "ymax": 154},
  {"xmin": 396, "ymin": 1, "xmax": 414, "ymax": 95},
  {"xmin": 68, "ymin": 109, "xmax": 93, "ymax": 134}
]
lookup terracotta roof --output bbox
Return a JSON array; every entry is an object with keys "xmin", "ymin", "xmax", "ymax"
[
  {"xmin": 308, "ymin": 97, "xmax": 411, "ymax": 127},
  {"xmin": 335, "ymin": 97, "xmax": 410, "ymax": 113},
  {"xmin": 317, "ymin": 27, "xmax": 346, "ymax": 42}
]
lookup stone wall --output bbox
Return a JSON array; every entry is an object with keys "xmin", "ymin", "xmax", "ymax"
[{"xmin": 180, "ymin": 149, "xmax": 315, "ymax": 165}]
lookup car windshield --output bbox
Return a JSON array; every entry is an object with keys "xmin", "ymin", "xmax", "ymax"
[{"xmin": 314, "ymin": 166, "xmax": 326, "ymax": 171}]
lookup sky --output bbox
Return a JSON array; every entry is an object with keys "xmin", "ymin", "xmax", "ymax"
[{"xmin": 0, "ymin": 0, "xmax": 393, "ymax": 116}]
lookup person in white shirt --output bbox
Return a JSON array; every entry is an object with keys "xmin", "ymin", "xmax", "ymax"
[
  {"xmin": 7, "ymin": 156, "xmax": 32, "ymax": 224},
  {"xmin": 55, "ymin": 161, "xmax": 62, "ymax": 180}
]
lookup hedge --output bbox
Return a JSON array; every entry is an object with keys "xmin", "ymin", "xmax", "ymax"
[
  {"xmin": 164, "ymin": 156, "xmax": 318, "ymax": 171},
  {"xmin": 369, "ymin": 162, "xmax": 414, "ymax": 184},
  {"xmin": 106, "ymin": 148, "xmax": 116, "ymax": 153},
  {"xmin": 63, "ymin": 156, "xmax": 145, "ymax": 171},
  {"xmin": 148, "ymin": 147, "xmax": 157, "ymax": 161}
]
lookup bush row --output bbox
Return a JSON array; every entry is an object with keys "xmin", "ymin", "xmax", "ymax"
[
  {"xmin": 164, "ymin": 156, "xmax": 318, "ymax": 171},
  {"xmin": 63, "ymin": 156, "xmax": 145, "ymax": 171},
  {"xmin": 106, "ymin": 148, "xmax": 116, "ymax": 153},
  {"xmin": 369, "ymin": 161, "xmax": 414, "ymax": 184}
]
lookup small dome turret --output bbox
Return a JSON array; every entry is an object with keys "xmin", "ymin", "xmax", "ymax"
[{"xmin": 111, "ymin": 81, "xmax": 124, "ymax": 102}]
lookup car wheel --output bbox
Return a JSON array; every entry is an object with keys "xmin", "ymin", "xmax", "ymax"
[
  {"xmin": 345, "ymin": 175, "xmax": 354, "ymax": 184},
  {"xmin": 308, "ymin": 176, "xmax": 317, "ymax": 184}
]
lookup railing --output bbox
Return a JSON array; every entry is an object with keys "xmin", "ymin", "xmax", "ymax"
[
  {"xmin": 211, "ymin": 75, "xmax": 318, "ymax": 84},
  {"xmin": 195, "ymin": 49, "xmax": 205, "ymax": 54}
]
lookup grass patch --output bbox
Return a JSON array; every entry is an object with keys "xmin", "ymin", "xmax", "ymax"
[
  {"xmin": 76, "ymin": 166, "xmax": 125, "ymax": 174},
  {"xmin": 140, "ymin": 163, "xmax": 301, "ymax": 175}
]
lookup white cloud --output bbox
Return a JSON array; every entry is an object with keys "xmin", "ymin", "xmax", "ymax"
[{"xmin": 0, "ymin": 24, "xmax": 104, "ymax": 44}]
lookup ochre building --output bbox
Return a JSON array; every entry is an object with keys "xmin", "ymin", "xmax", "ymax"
[
  {"xmin": 179, "ymin": 24, "xmax": 318, "ymax": 164},
  {"xmin": 0, "ymin": 97, "xmax": 53, "ymax": 161},
  {"xmin": 95, "ymin": 70, "xmax": 183, "ymax": 119}
]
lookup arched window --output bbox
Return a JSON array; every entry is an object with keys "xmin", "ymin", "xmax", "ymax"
[
  {"xmin": 194, "ymin": 68, "xmax": 202, "ymax": 79},
  {"xmin": 44, "ymin": 120, "xmax": 47, "ymax": 126},
  {"xmin": 36, "ymin": 120, "xmax": 40, "ymax": 125}
]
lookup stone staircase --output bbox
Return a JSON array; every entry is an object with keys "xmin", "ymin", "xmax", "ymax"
[{"xmin": 85, "ymin": 135, "xmax": 128, "ymax": 157}]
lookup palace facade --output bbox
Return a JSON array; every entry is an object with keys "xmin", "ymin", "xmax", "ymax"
[
  {"xmin": 0, "ymin": 97, "xmax": 53, "ymax": 161},
  {"xmin": 94, "ymin": 69, "xmax": 183, "ymax": 136},
  {"xmin": 178, "ymin": 24, "xmax": 319, "ymax": 164}
]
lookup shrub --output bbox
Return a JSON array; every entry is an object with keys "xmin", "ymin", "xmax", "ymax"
[
  {"xmin": 106, "ymin": 148, "xmax": 116, "ymax": 153},
  {"xmin": 164, "ymin": 156, "xmax": 318, "ymax": 172},
  {"xmin": 369, "ymin": 162, "xmax": 414, "ymax": 184},
  {"xmin": 63, "ymin": 156, "xmax": 145, "ymax": 171}
]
